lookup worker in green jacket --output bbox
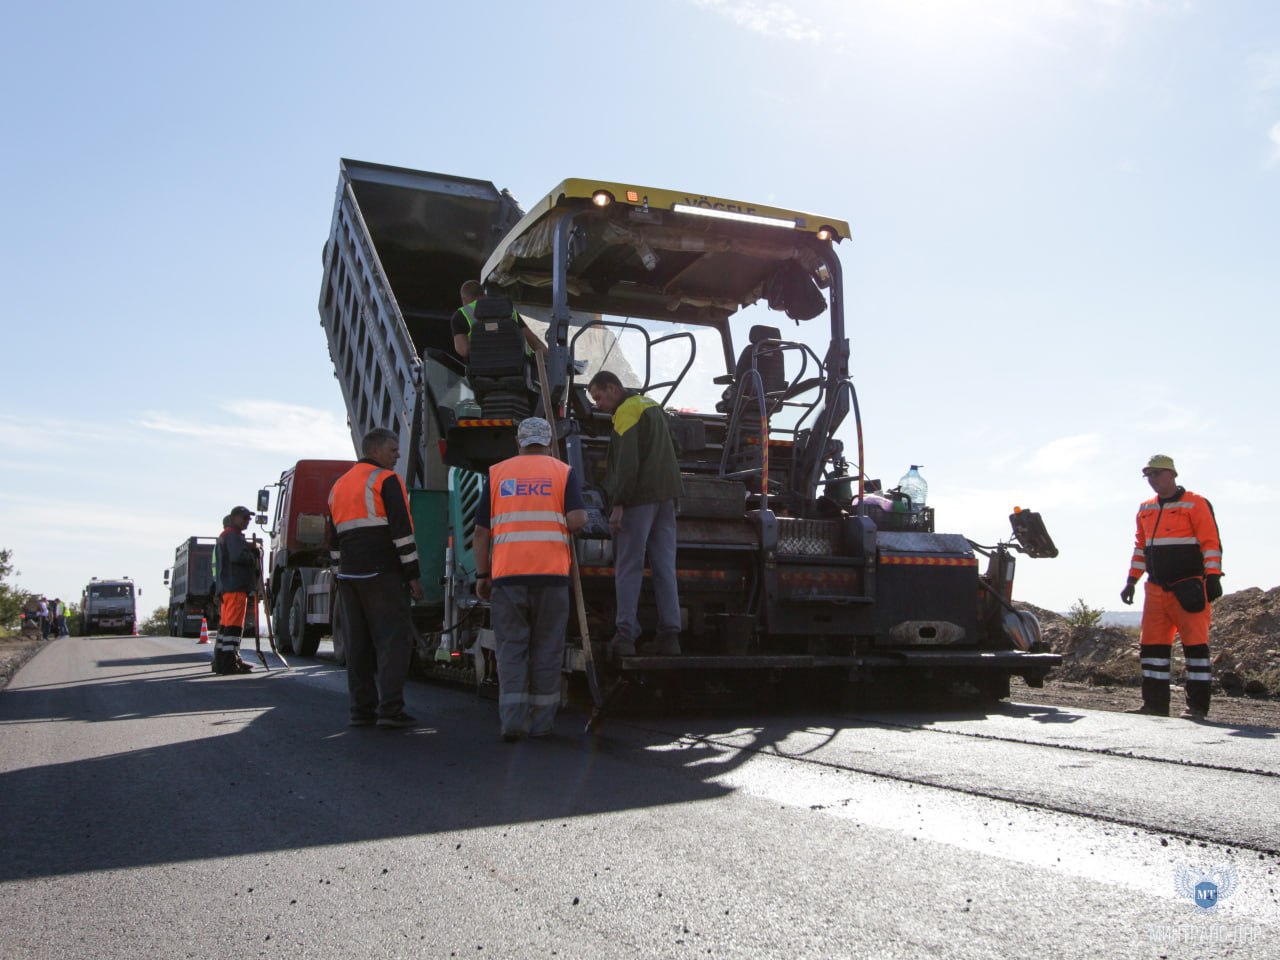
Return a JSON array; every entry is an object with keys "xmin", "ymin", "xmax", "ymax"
[{"xmin": 587, "ymin": 371, "xmax": 684, "ymax": 659}]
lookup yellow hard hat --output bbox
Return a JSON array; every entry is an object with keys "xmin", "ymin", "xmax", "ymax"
[{"xmin": 1143, "ymin": 454, "xmax": 1177, "ymax": 476}]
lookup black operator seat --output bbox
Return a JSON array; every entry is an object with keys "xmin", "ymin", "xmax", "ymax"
[
  {"xmin": 465, "ymin": 295, "xmax": 533, "ymax": 414},
  {"xmin": 717, "ymin": 324, "xmax": 786, "ymax": 416}
]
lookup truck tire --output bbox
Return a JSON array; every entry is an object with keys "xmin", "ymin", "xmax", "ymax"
[
  {"xmin": 302, "ymin": 623, "xmax": 325, "ymax": 657},
  {"xmin": 288, "ymin": 588, "xmax": 322, "ymax": 657},
  {"xmin": 273, "ymin": 591, "xmax": 295, "ymax": 655}
]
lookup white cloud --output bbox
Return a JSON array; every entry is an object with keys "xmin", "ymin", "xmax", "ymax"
[
  {"xmin": 1269, "ymin": 121, "xmax": 1280, "ymax": 166},
  {"xmin": 1025, "ymin": 433, "xmax": 1103, "ymax": 474},
  {"xmin": 0, "ymin": 414, "xmax": 138, "ymax": 456},
  {"xmin": 690, "ymin": 0, "xmax": 822, "ymax": 43},
  {"xmin": 137, "ymin": 400, "xmax": 352, "ymax": 458}
]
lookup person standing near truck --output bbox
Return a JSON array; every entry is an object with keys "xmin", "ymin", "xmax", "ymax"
[
  {"xmin": 214, "ymin": 506, "xmax": 259, "ymax": 675},
  {"xmin": 52, "ymin": 598, "xmax": 68, "ymax": 637},
  {"xmin": 472, "ymin": 417, "xmax": 587, "ymax": 741},
  {"xmin": 327, "ymin": 428, "xmax": 424, "ymax": 729},
  {"xmin": 1120, "ymin": 454, "xmax": 1223, "ymax": 721},
  {"xmin": 586, "ymin": 371, "xmax": 684, "ymax": 660},
  {"xmin": 450, "ymin": 279, "xmax": 545, "ymax": 361}
]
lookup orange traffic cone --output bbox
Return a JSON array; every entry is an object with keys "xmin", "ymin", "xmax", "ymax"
[{"xmin": 198, "ymin": 618, "xmax": 210, "ymax": 644}]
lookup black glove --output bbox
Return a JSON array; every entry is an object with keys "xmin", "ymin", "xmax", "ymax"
[
  {"xmin": 1120, "ymin": 581, "xmax": 1136, "ymax": 606},
  {"xmin": 1206, "ymin": 575, "xmax": 1222, "ymax": 603}
]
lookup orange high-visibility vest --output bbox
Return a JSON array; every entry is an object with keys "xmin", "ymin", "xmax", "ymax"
[
  {"xmin": 1128, "ymin": 489, "xmax": 1221, "ymax": 585},
  {"xmin": 488, "ymin": 455, "xmax": 571, "ymax": 579},
  {"xmin": 328, "ymin": 462, "xmax": 412, "ymax": 536}
]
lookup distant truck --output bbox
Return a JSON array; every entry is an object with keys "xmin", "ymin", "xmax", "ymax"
[
  {"xmin": 80, "ymin": 578, "xmax": 137, "ymax": 636},
  {"xmin": 163, "ymin": 538, "xmax": 219, "ymax": 637},
  {"xmin": 260, "ymin": 459, "xmax": 355, "ymax": 657}
]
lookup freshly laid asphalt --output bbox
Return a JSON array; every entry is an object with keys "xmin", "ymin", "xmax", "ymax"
[{"xmin": 0, "ymin": 634, "xmax": 1275, "ymax": 959}]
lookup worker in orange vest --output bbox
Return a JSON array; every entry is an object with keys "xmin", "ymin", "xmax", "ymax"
[
  {"xmin": 327, "ymin": 428, "xmax": 424, "ymax": 729},
  {"xmin": 473, "ymin": 417, "xmax": 587, "ymax": 742},
  {"xmin": 1121, "ymin": 454, "xmax": 1223, "ymax": 720},
  {"xmin": 214, "ymin": 506, "xmax": 259, "ymax": 675}
]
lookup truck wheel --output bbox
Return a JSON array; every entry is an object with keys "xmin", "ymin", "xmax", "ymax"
[
  {"xmin": 302, "ymin": 624, "xmax": 325, "ymax": 658},
  {"xmin": 274, "ymin": 592, "xmax": 295, "ymax": 655},
  {"xmin": 289, "ymin": 588, "xmax": 321, "ymax": 657}
]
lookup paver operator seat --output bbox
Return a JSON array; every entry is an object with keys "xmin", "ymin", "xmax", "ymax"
[{"xmin": 465, "ymin": 295, "xmax": 534, "ymax": 420}]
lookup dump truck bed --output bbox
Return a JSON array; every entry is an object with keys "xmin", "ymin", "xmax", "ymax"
[{"xmin": 318, "ymin": 159, "xmax": 524, "ymax": 486}]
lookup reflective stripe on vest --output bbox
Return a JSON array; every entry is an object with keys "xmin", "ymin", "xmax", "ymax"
[
  {"xmin": 489, "ymin": 455, "xmax": 571, "ymax": 579},
  {"xmin": 329, "ymin": 463, "xmax": 394, "ymax": 535},
  {"xmin": 1129, "ymin": 489, "xmax": 1222, "ymax": 582}
]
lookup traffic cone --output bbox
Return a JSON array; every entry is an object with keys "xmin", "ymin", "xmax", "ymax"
[{"xmin": 198, "ymin": 618, "xmax": 210, "ymax": 644}]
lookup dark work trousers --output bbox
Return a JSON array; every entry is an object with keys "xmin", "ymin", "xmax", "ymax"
[
  {"xmin": 490, "ymin": 581, "xmax": 569, "ymax": 737},
  {"xmin": 338, "ymin": 573, "xmax": 415, "ymax": 721},
  {"xmin": 613, "ymin": 500, "xmax": 680, "ymax": 643}
]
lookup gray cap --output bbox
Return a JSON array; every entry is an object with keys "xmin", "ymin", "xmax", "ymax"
[
  {"xmin": 230, "ymin": 505, "xmax": 253, "ymax": 518},
  {"xmin": 516, "ymin": 417, "xmax": 553, "ymax": 448}
]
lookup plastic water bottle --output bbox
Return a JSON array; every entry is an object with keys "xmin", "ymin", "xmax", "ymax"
[{"xmin": 898, "ymin": 465, "xmax": 927, "ymax": 512}]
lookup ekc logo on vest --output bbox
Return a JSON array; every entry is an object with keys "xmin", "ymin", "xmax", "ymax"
[{"xmin": 500, "ymin": 478, "xmax": 553, "ymax": 497}]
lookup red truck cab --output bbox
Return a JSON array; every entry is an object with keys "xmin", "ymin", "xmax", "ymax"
[{"xmin": 263, "ymin": 459, "xmax": 355, "ymax": 656}]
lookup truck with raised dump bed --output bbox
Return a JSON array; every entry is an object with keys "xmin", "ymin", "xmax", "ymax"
[
  {"xmin": 309, "ymin": 159, "xmax": 528, "ymax": 675},
  {"xmin": 164, "ymin": 537, "xmax": 219, "ymax": 637},
  {"xmin": 315, "ymin": 159, "xmax": 1061, "ymax": 705}
]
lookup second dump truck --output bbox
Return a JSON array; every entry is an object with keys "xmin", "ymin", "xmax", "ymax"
[{"xmin": 164, "ymin": 537, "xmax": 219, "ymax": 637}]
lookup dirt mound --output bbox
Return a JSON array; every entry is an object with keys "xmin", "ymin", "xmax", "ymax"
[
  {"xmin": 1020, "ymin": 587, "xmax": 1280, "ymax": 698},
  {"xmin": 0, "ymin": 635, "xmax": 48, "ymax": 689}
]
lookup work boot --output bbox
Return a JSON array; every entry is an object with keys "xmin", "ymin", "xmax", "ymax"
[
  {"xmin": 608, "ymin": 634, "xmax": 636, "ymax": 663},
  {"xmin": 1180, "ymin": 706, "xmax": 1208, "ymax": 721},
  {"xmin": 377, "ymin": 712, "xmax": 418, "ymax": 729},
  {"xmin": 1125, "ymin": 705, "xmax": 1168, "ymax": 717},
  {"xmin": 639, "ymin": 631, "xmax": 681, "ymax": 656},
  {"xmin": 234, "ymin": 658, "xmax": 255, "ymax": 674}
]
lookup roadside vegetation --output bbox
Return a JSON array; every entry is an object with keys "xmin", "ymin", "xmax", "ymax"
[
  {"xmin": 0, "ymin": 548, "xmax": 32, "ymax": 637},
  {"xmin": 1064, "ymin": 597, "xmax": 1104, "ymax": 629},
  {"xmin": 139, "ymin": 606, "xmax": 170, "ymax": 636}
]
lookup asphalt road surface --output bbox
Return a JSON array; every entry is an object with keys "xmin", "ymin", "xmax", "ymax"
[{"xmin": 1, "ymin": 634, "xmax": 1277, "ymax": 959}]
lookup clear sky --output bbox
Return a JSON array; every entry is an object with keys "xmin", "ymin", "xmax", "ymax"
[{"xmin": 2, "ymin": 0, "xmax": 1276, "ymax": 616}]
